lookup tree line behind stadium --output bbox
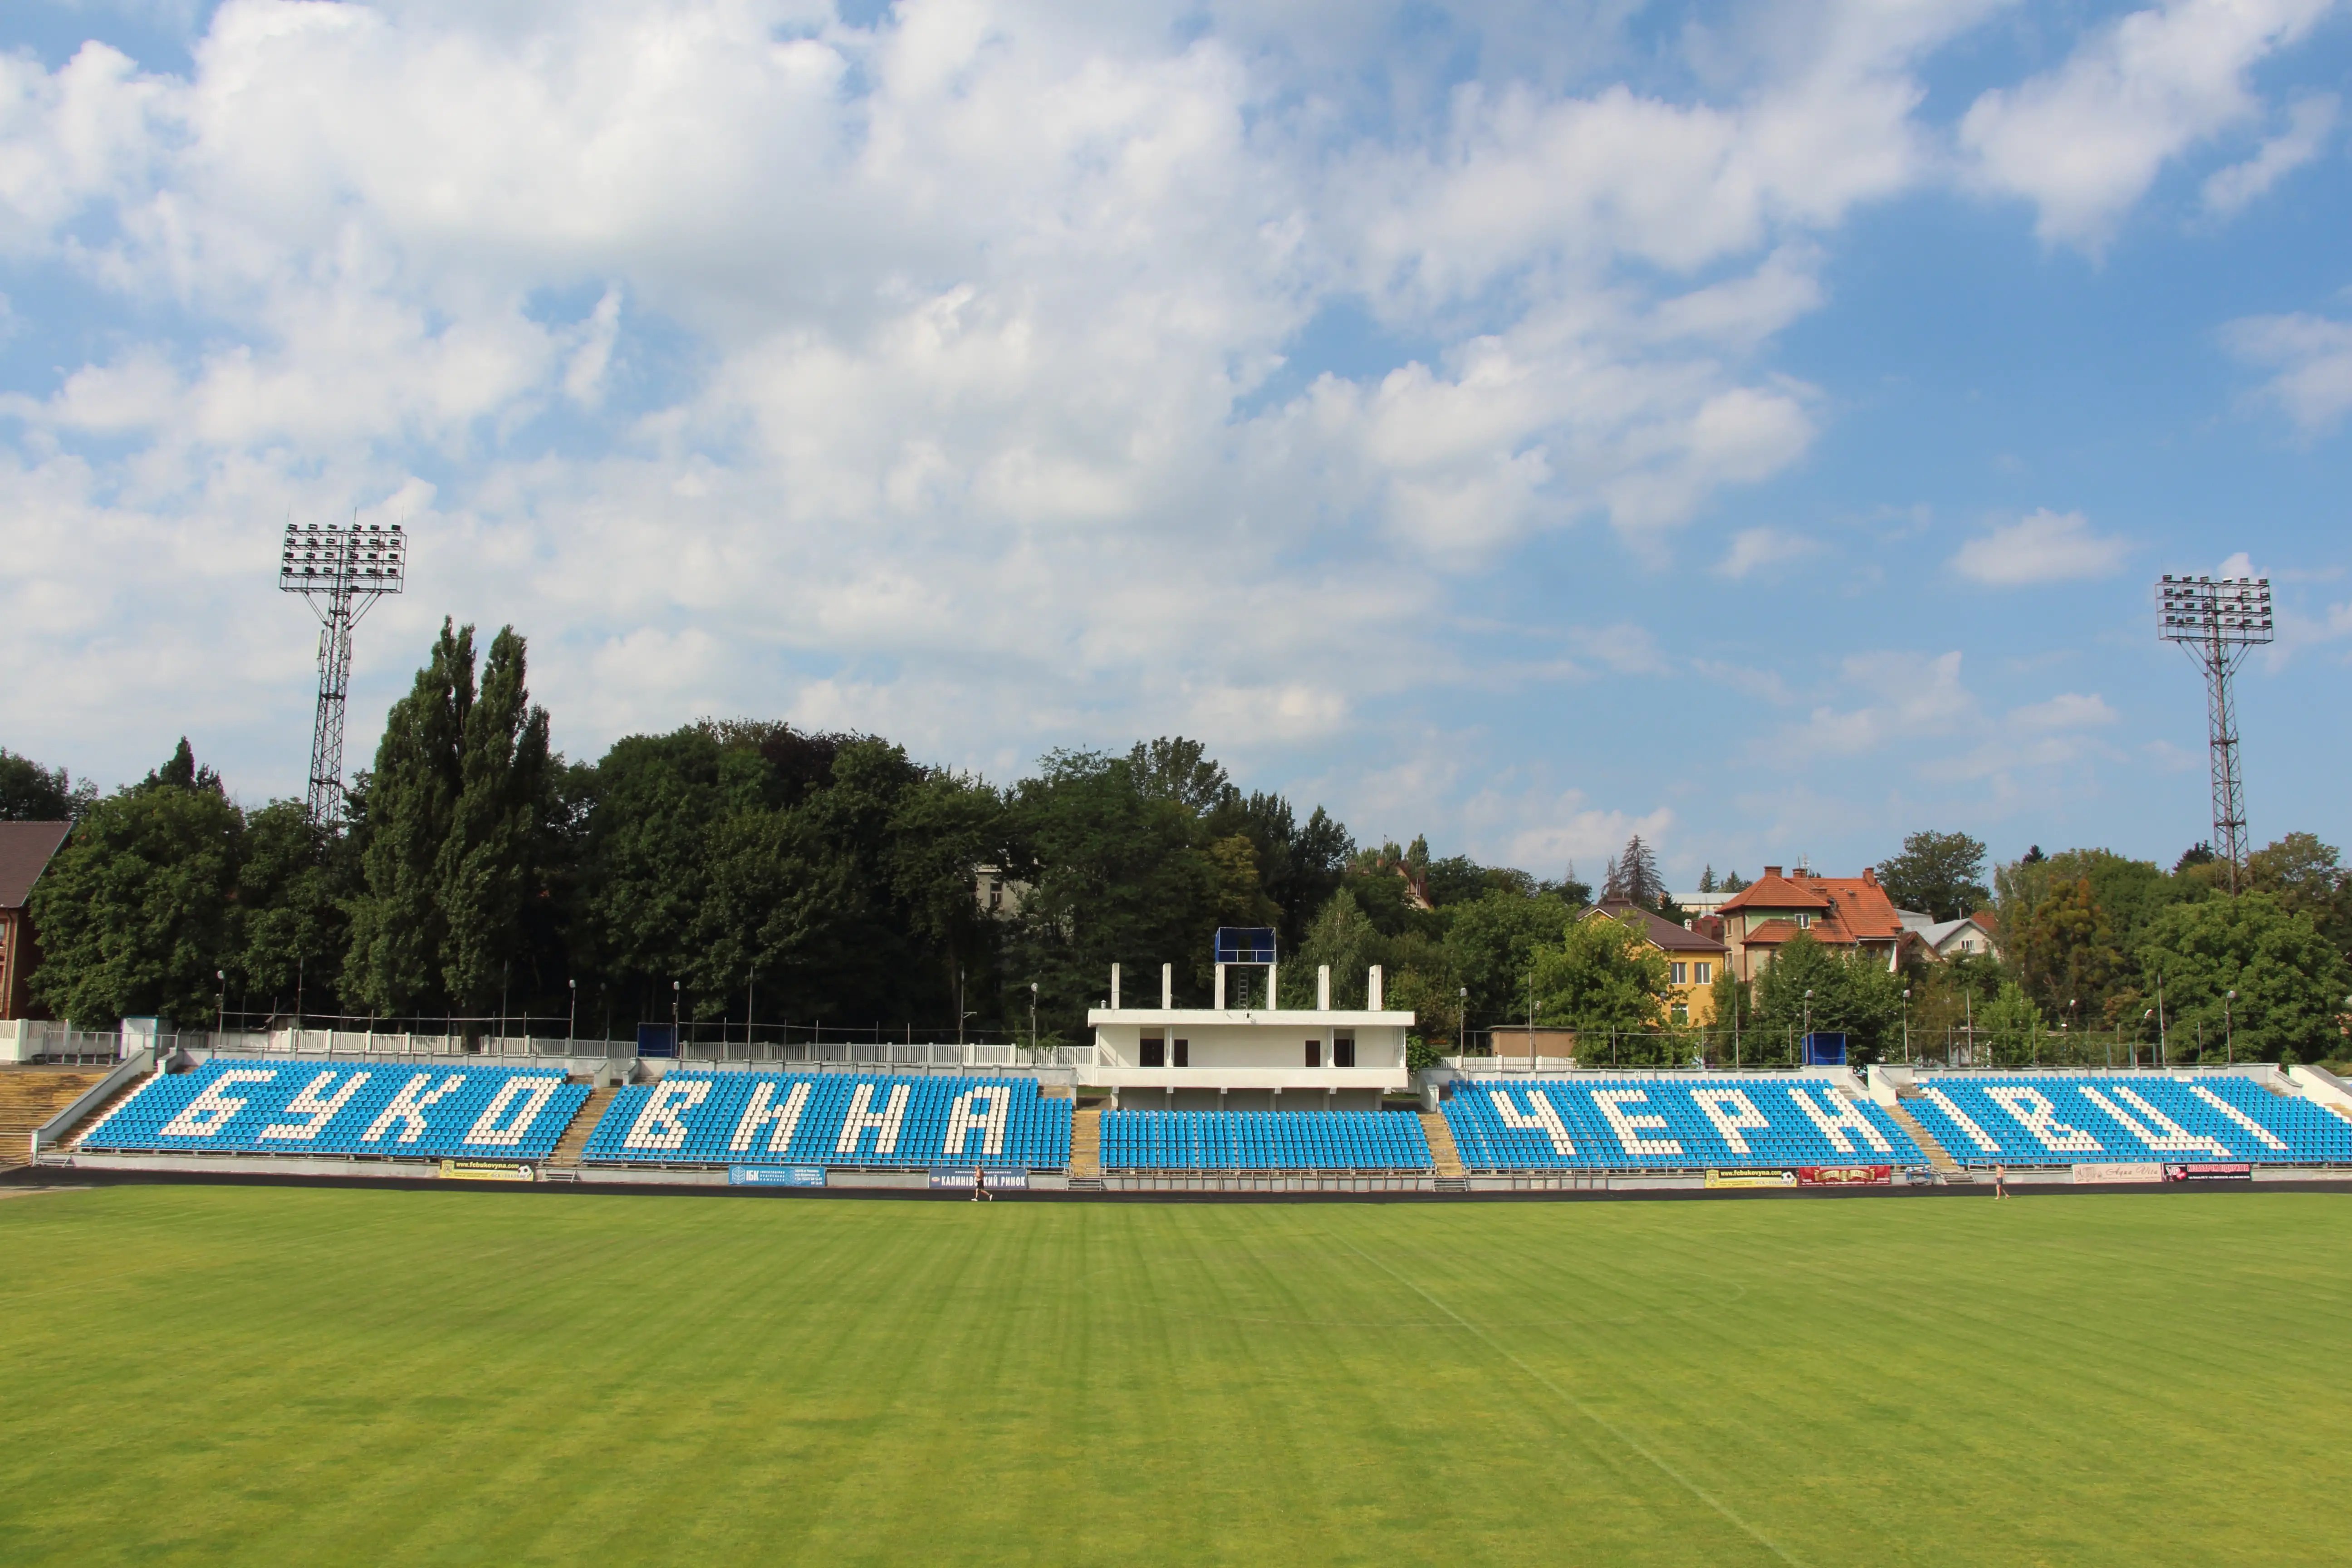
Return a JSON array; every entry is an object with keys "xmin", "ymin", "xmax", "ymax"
[{"xmin": 4, "ymin": 619, "xmax": 2347, "ymax": 1068}]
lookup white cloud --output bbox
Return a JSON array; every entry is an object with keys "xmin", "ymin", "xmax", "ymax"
[
  {"xmin": 1951, "ymin": 510, "xmax": 2129, "ymax": 585},
  {"xmin": 2202, "ymin": 93, "xmax": 2338, "ymax": 216},
  {"xmin": 2009, "ymin": 692, "xmax": 2120, "ymax": 731},
  {"xmin": 0, "ymin": 0, "xmax": 2340, "ymax": 859},
  {"xmin": 1715, "ymin": 525, "xmax": 1816, "ymax": 578},
  {"xmin": 1958, "ymin": 0, "xmax": 2335, "ymax": 252},
  {"xmin": 2221, "ymin": 312, "xmax": 2352, "ymax": 431},
  {"xmin": 1791, "ymin": 650, "xmax": 1978, "ymax": 756}
]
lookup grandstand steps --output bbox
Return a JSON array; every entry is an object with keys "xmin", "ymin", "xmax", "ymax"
[
  {"xmin": 547, "ymin": 1086, "xmax": 620, "ymax": 1168},
  {"xmin": 1070, "ymin": 1107, "xmax": 1102, "ymax": 1178},
  {"xmin": 0, "ymin": 1070, "xmax": 108, "ymax": 1167},
  {"xmin": 1419, "ymin": 1110, "xmax": 1467, "ymax": 1177},
  {"xmin": 1885, "ymin": 1103, "xmax": 1964, "ymax": 1176}
]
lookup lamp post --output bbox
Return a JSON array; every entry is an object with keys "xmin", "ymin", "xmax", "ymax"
[
  {"xmin": 1457, "ymin": 985, "xmax": 1468, "ymax": 1059},
  {"xmin": 568, "ymin": 978, "xmax": 577, "ymax": 1046},
  {"xmin": 1029, "ymin": 982, "xmax": 1039, "ymax": 1054},
  {"xmin": 2224, "ymin": 988, "xmax": 2235, "ymax": 1064},
  {"xmin": 2156, "ymin": 972, "xmax": 2168, "ymax": 1066},
  {"xmin": 1901, "ymin": 987, "xmax": 1910, "ymax": 1065},
  {"xmin": 1802, "ymin": 989, "xmax": 1813, "ymax": 1066},
  {"xmin": 672, "ymin": 979, "xmax": 681, "ymax": 1058},
  {"xmin": 2140, "ymin": 1008, "xmax": 2153, "ymax": 1070},
  {"xmin": 216, "ymin": 970, "xmax": 226, "ymax": 1038}
]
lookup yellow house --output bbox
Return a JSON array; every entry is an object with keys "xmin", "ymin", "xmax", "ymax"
[{"xmin": 1581, "ymin": 900, "xmax": 1730, "ymax": 1027}]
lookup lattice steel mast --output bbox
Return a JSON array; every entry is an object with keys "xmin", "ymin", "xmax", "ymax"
[
  {"xmin": 2156, "ymin": 573, "xmax": 2272, "ymax": 893},
  {"xmin": 280, "ymin": 518, "xmax": 406, "ymax": 823}
]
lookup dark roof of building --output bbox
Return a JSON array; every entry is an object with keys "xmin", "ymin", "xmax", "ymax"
[
  {"xmin": 1588, "ymin": 900, "xmax": 1727, "ymax": 954},
  {"xmin": 0, "ymin": 821, "xmax": 71, "ymax": 909}
]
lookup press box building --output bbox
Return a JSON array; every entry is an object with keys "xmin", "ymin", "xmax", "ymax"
[{"xmin": 1085, "ymin": 946, "xmax": 1414, "ymax": 1112}]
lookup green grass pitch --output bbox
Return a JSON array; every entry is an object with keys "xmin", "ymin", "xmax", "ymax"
[{"xmin": 1, "ymin": 1184, "xmax": 2346, "ymax": 1566}]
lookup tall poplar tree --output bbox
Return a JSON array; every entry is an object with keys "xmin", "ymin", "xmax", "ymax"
[{"xmin": 345, "ymin": 622, "xmax": 552, "ymax": 1018}]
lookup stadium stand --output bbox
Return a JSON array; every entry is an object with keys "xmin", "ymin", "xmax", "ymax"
[
  {"xmin": 1907, "ymin": 1073, "xmax": 2352, "ymax": 1166},
  {"xmin": 76, "ymin": 1058, "xmax": 590, "ymax": 1160},
  {"xmin": 1098, "ymin": 1109, "xmax": 1432, "ymax": 1170},
  {"xmin": 1443, "ymin": 1076, "xmax": 1925, "ymax": 1170},
  {"xmin": 1, "ymin": 1069, "xmax": 107, "ymax": 1168},
  {"xmin": 580, "ymin": 1072, "xmax": 1071, "ymax": 1168}
]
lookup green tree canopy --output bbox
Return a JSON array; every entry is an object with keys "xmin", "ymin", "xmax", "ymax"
[
  {"xmin": 2133, "ymin": 892, "xmax": 2351, "ymax": 1063},
  {"xmin": 344, "ymin": 622, "xmax": 557, "ymax": 1017},
  {"xmin": 0, "ymin": 748, "xmax": 93, "ymax": 822},
  {"xmin": 28, "ymin": 745, "xmax": 242, "ymax": 1026},
  {"xmin": 1751, "ymin": 931, "xmax": 1904, "ymax": 1064},
  {"xmin": 1879, "ymin": 829, "xmax": 1989, "ymax": 921},
  {"xmin": 1531, "ymin": 911, "xmax": 1670, "ymax": 1044}
]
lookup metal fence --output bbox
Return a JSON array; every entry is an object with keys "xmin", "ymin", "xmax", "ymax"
[{"xmin": 158, "ymin": 1029, "xmax": 1098, "ymax": 1073}]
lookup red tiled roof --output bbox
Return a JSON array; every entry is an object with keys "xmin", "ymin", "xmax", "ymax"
[
  {"xmin": 1729, "ymin": 866, "xmax": 1907, "ymax": 956},
  {"xmin": 0, "ymin": 821, "xmax": 71, "ymax": 908},
  {"xmin": 1588, "ymin": 901, "xmax": 1727, "ymax": 954},
  {"xmin": 1717, "ymin": 869, "xmax": 1832, "ymax": 915},
  {"xmin": 1740, "ymin": 918, "xmax": 1854, "ymax": 949},
  {"xmin": 1800, "ymin": 874, "xmax": 1906, "ymax": 944}
]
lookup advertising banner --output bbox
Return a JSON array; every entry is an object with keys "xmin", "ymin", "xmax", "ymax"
[
  {"xmin": 2073, "ymin": 1163, "xmax": 2163, "ymax": 1185},
  {"xmin": 1705, "ymin": 1169, "xmax": 1796, "ymax": 1189},
  {"xmin": 730, "ymin": 1166, "xmax": 827, "ymax": 1187},
  {"xmin": 2165, "ymin": 1162, "xmax": 2254, "ymax": 1183},
  {"xmin": 438, "ymin": 1159, "xmax": 535, "ymax": 1182},
  {"xmin": 928, "ymin": 1167, "xmax": 1031, "ymax": 1191},
  {"xmin": 1797, "ymin": 1165, "xmax": 1892, "ymax": 1187}
]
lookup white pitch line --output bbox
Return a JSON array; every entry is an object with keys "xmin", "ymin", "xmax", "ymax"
[{"xmin": 1336, "ymin": 1235, "xmax": 1799, "ymax": 1567}]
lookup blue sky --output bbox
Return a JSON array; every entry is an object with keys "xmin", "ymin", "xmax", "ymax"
[{"xmin": 3, "ymin": 0, "xmax": 2349, "ymax": 887}]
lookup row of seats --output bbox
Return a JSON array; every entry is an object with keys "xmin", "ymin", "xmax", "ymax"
[
  {"xmin": 1443, "ymin": 1077, "xmax": 1925, "ymax": 1170},
  {"xmin": 1100, "ymin": 1110, "xmax": 1432, "ymax": 1170},
  {"xmin": 80, "ymin": 1059, "xmax": 590, "ymax": 1159},
  {"xmin": 581, "ymin": 1073, "xmax": 1071, "ymax": 1167},
  {"xmin": 1907, "ymin": 1073, "xmax": 2352, "ymax": 1165}
]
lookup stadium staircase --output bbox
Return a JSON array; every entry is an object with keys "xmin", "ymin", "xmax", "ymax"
[
  {"xmin": 1886, "ymin": 1098, "xmax": 1966, "ymax": 1180},
  {"xmin": 1069, "ymin": 1104, "xmax": 1102, "ymax": 1179},
  {"xmin": 547, "ymin": 1085, "xmax": 619, "ymax": 1169},
  {"xmin": 0, "ymin": 1069, "xmax": 108, "ymax": 1167},
  {"xmin": 1419, "ymin": 1110, "xmax": 1467, "ymax": 1179}
]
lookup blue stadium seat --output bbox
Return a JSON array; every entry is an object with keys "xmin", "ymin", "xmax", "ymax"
[
  {"xmin": 579, "ymin": 1072, "xmax": 1072, "ymax": 1169},
  {"xmin": 1904, "ymin": 1073, "xmax": 2352, "ymax": 1166},
  {"xmin": 1440, "ymin": 1076, "xmax": 1925, "ymax": 1171},
  {"xmin": 78, "ymin": 1058, "xmax": 590, "ymax": 1160},
  {"xmin": 1096, "ymin": 1110, "xmax": 1431, "ymax": 1171}
]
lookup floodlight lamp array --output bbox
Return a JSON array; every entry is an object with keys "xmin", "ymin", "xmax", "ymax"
[
  {"xmin": 279, "ymin": 520, "xmax": 407, "ymax": 594},
  {"xmin": 2156, "ymin": 573, "xmax": 2272, "ymax": 645}
]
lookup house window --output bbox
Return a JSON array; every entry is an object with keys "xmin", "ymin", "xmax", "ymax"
[
  {"xmin": 1670, "ymin": 961, "xmax": 1688, "ymax": 985},
  {"xmin": 1173, "ymin": 1039, "xmax": 1188, "ymax": 1068},
  {"xmin": 1305, "ymin": 1039, "xmax": 1321, "ymax": 1068},
  {"xmin": 1796, "ymin": 913, "xmax": 1811, "ymax": 929},
  {"xmin": 1671, "ymin": 1002, "xmax": 1689, "ymax": 1024},
  {"xmin": 1141, "ymin": 1032, "xmax": 1165, "ymax": 1068},
  {"xmin": 1334, "ymin": 1035, "xmax": 1356, "ymax": 1068},
  {"xmin": 1695, "ymin": 961, "xmax": 1712, "ymax": 985},
  {"xmin": 988, "ymin": 879, "xmax": 1003, "ymax": 911}
]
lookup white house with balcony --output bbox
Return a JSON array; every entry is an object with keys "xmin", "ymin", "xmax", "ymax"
[{"xmin": 1085, "ymin": 957, "xmax": 1414, "ymax": 1112}]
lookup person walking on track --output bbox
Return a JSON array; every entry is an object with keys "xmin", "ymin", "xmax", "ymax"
[
  {"xmin": 1994, "ymin": 1162, "xmax": 2009, "ymax": 1200},
  {"xmin": 972, "ymin": 1166, "xmax": 992, "ymax": 1202}
]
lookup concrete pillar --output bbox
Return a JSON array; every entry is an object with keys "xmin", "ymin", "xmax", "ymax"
[
  {"xmin": 1317, "ymin": 965, "xmax": 1330, "ymax": 1011},
  {"xmin": 1110, "ymin": 963, "xmax": 1121, "ymax": 1010},
  {"xmin": 1161, "ymin": 963, "xmax": 1173, "ymax": 1009},
  {"xmin": 1266, "ymin": 963, "xmax": 1278, "ymax": 1010},
  {"xmin": 1214, "ymin": 964, "xmax": 1227, "ymax": 1010},
  {"xmin": 1368, "ymin": 965, "xmax": 1384, "ymax": 1011}
]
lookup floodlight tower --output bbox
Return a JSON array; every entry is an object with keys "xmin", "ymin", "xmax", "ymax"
[
  {"xmin": 280, "ymin": 518, "xmax": 406, "ymax": 823},
  {"xmin": 2156, "ymin": 572, "xmax": 2273, "ymax": 893}
]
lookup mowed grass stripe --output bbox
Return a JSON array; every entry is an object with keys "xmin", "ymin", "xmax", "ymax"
[{"xmin": 1, "ymin": 1186, "xmax": 2349, "ymax": 1566}]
